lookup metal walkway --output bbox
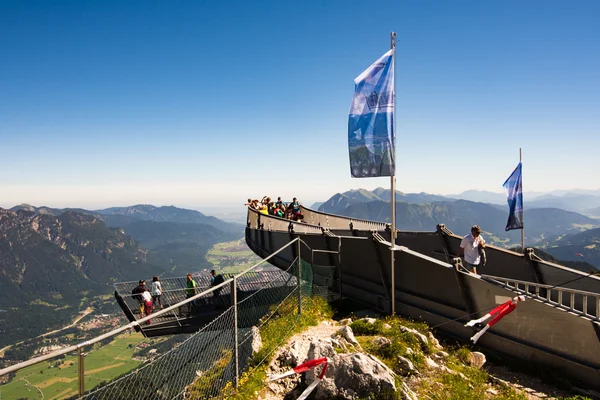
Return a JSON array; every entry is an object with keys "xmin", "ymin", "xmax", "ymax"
[{"xmin": 114, "ymin": 268, "xmax": 299, "ymax": 336}]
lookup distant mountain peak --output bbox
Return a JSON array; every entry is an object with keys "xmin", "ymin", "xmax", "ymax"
[{"xmin": 8, "ymin": 203, "xmax": 243, "ymax": 234}]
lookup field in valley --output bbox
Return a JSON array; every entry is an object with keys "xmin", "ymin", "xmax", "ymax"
[
  {"xmin": 0, "ymin": 333, "xmax": 145, "ymax": 400},
  {"xmin": 206, "ymin": 238, "xmax": 265, "ymax": 274}
]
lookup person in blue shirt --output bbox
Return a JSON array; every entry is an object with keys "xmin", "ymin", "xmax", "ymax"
[{"xmin": 288, "ymin": 197, "xmax": 303, "ymax": 221}]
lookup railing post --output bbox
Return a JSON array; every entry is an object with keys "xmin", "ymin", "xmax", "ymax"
[
  {"xmin": 297, "ymin": 239, "xmax": 302, "ymax": 315},
  {"xmin": 570, "ymin": 293, "xmax": 575, "ymax": 310},
  {"xmin": 338, "ymin": 236, "xmax": 342, "ymax": 308},
  {"xmin": 231, "ymin": 276, "xmax": 239, "ymax": 389},
  {"xmin": 77, "ymin": 347, "xmax": 85, "ymax": 397},
  {"xmin": 583, "ymin": 296, "xmax": 588, "ymax": 315},
  {"xmin": 558, "ymin": 291, "xmax": 563, "ymax": 306}
]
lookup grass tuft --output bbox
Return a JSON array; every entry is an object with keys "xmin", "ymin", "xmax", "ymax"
[{"xmin": 216, "ymin": 296, "xmax": 333, "ymax": 400}]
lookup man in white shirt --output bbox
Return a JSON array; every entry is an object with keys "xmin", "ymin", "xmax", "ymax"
[{"xmin": 457, "ymin": 225, "xmax": 486, "ymax": 274}]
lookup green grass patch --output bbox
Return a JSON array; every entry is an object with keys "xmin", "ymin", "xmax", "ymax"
[
  {"xmin": 30, "ymin": 299, "xmax": 57, "ymax": 307},
  {"xmin": 215, "ymin": 296, "xmax": 333, "ymax": 400},
  {"xmin": 348, "ymin": 315, "xmax": 551, "ymax": 400},
  {"xmin": 0, "ymin": 333, "xmax": 144, "ymax": 400},
  {"xmin": 186, "ymin": 348, "xmax": 233, "ymax": 399},
  {"xmin": 205, "ymin": 238, "xmax": 263, "ymax": 275},
  {"xmin": 350, "ymin": 319, "xmax": 386, "ymax": 335},
  {"xmin": 572, "ymin": 224, "xmax": 597, "ymax": 230}
]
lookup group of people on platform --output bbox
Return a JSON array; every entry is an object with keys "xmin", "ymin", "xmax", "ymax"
[
  {"xmin": 184, "ymin": 270, "xmax": 224, "ymax": 307},
  {"xmin": 131, "ymin": 270, "xmax": 225, "ymax": 323},
  {"xmin": 246, "ymin": 196, "xmax": 304, "ymax": 221},
  {"xmin": 131, "ymin": 276, "xmax": 163, "ymax": 324}
]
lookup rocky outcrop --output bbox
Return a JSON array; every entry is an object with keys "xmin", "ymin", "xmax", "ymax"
[
  {"xmin": 251, "ymin": 326, "xmax": 262, "ymax": 355},
  {"xmin": 262, "ymin": 317, "xmax": 577, "ymax": 400},
  {"xmin": 313, "ymin": 352, "xmax": 396, "ymax": 400},
  {"xmin": 468, "ymin": 351, "xmax": 486, "ymax": 369},
  {"xmin": 396, "ymin": 355, "xmax": 417, "ymax": 376},
  {"xmin": 399, "ymin": 325, "xmax": 428, "ymax": 347},
  {"xmin": 334, "ymin": 325, "xmax": 362, "ymax": 350},
  {"xmin": 268, "ymin": 325, "xmax": 400, "ymax": 399}
]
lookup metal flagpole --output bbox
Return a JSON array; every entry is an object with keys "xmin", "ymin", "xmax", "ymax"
[
  {"xmin": 390, "ymin": 31, "xmax": 397, "ymax": 315},
  {"xmin": 520, "ymin": 148, "xmax": 524, "ymax": 252}
]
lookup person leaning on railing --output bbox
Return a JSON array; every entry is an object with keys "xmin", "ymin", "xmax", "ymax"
[
  {"xmin": 131, "ymin": 280, "xmax": 147, "ymax": 316},
  {"xmin": 245, "ymin": 198, "xmax": 261, "ymax": 210},
  {"xmin": 288, "ymin": 197, "xmax": 304, "ymax": 221}
]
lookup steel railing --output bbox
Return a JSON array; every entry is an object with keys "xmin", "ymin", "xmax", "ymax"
[{"xmin": 482, "ymin": 274, "xmax": 600, "ymax": 322}]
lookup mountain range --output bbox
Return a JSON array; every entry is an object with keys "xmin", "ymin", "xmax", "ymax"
[
  {"xmin": 0, "ymin": 205, "xmax": 242, "ymax": 348},
  {"xmin": 3, "ymin": 194, "xmax": 599, "ymax": 348},
  {"xmin": 10, "ymin": 204, "xmax": 244, "ymax": 233},
  {"xmin": 314, "ymin": 188, "xmax": 600, "ymax": 215},
  {"xmin": 316, "ymin": 188, "xmax": 600, "ymax": 269},
  {"xmin": 543, "ymin": 227, "xmax": 600, "ymax": 271}
]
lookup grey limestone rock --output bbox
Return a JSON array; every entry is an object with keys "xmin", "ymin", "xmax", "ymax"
[
  {"xmin": 250, "ymin": 326, "xmax": 262, "ymax": 355},
  {"xmin": 400, "ymin": 325, "xmax": 429, "ymax": 347},
  {"xmin": 468, "ymin": 351, "xmax": 486, "ymax": 369},
  {"xmin": 396, "ymin": 355, "xmax": 417, "ymax": 376},
  {"xmin": 372, "ymin": 336, "xmax": 392, "ymax": 348},
  {"xmin": 334, "ymin": 325, "xmax": 362, "ymax": 349},
  {"xmin": 312, "ymin": 352, "xmax": 397, "ymax": 400}
]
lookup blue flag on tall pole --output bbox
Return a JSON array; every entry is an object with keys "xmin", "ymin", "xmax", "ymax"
[
  {"xmin": 348, "ymin": 50, "xmax": 395, "ymax": 178},
  {"xmin": 502, "ymin": 162, "xmax": 524, "ymax": 231}
]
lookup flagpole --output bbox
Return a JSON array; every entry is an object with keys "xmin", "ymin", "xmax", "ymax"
[
  {"xmin": 390, "ymin": 31, "xmax": 397, "ymax": 315},
  {"xmin": 520, "ymin": 148, "xmax": 524, "ymax": 252}
]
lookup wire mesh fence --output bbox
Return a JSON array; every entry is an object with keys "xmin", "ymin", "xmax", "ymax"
[
  {"xmin": 83, "ymin": 256, "xmax": 334, "ymax": 399},
  {"xmin": 0, "ymin": 239, "xmax": 339, "ymax": 400},
  {"xmin": 83, "ymin": 306, "xmax": 238, "ymax": 400}
]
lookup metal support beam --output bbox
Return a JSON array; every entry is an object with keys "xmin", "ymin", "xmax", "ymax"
[
  {"xmin": 231, "ymin": 277, "xmax": 239, "ymax": 388},
  {"xmin": 297, "ymin": 239, "xmax": 302, "ymax": 315},
  {"xmin": 77, "ymin": 347, "xmax": 85, "ymax": 397},
  {"xmin": 338, "ymin": 236, "xmax": 342, "ymax": 307}
]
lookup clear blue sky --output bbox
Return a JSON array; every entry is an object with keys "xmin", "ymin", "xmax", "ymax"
[{"xmin": 1, "ymin": 0, "xmax": 599, "ymax": 209}]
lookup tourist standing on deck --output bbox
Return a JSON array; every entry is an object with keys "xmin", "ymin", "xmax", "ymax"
[
  {"xmin": 151, "ymin": 276, "xmax": 163, "ymax": 309},
  {"xmin": 210, "ymin": 269, "xmax": 225, "ymax": 308},
  {"xmin": 132, "ymin": 280, "xmax": 147, "ymax": 316},
  {"xmin": 185, "ymin": 273, "xmax": 197, "ymax": 307},
  {"xmin": 140, "ymin": 288, "xmax": 153, "ymax": 324},
  {"xmin": 458, "ymin": 225, "xmax": 486, "ymax": 274}
]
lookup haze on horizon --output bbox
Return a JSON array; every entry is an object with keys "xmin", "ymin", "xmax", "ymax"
[{"xmin": 1, "ymin": 1, "xmax": 599, "ymax": 210}]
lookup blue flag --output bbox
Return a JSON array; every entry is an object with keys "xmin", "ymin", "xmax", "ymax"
[
  {"xmin": 502, "ymin": 162, "xmax": 524, "ymax": 231},
  {"xmin": 348, "ymin": 50, "xmax": 395, "ymax": 178}
]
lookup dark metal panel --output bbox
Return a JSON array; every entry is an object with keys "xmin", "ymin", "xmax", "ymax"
[
  {"xmin": 460, "ymin": 273, "xmax": 600, "ymax": 376},
  {"xmin": 534, "ymin": 259, "xmax": 600, "ymax": 293},
  {"xmin": 245, "ymin": 212, "xmax": 600, "ymax": 391}
]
